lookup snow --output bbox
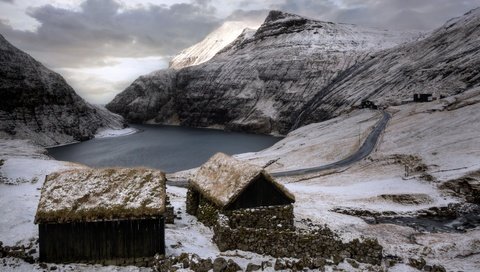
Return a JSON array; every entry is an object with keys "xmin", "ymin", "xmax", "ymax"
[
  {"xmin": 36, "ymin": 168, "xmax": 166, "ymax": 223},
  {"xmin": 169, "ymin": 20, "xmax": 261, "ymax": 69},
  {"xmin": 95, "ymin": 127, "xmax": 138, "ymax": 138},
  {"xmin": 0, "ymin": 140, "xmax": 82, "ymax": 246},
  {"xmin": 236, "ymin": 110, "xmax": 380, "ymax": 172},
  {"xmin": 191, "ymin": 153, "xmax": 294, "ymax": 208},
  {"xmin": 2, "ymin": 86, "xmax": 480, "ymax": 270}
]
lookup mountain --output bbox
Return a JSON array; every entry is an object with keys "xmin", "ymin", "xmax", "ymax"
[
  {"xmin": 106, "ymin": 10, "xmax": 423, "ymax": 134},
  {"xmin": 0, "ymin": 34, "xmax": 125, "ymax": 146},
  {"xmin": 169, "ymin": 20, "xmax": 260, "ymax": 70},
  {"xmin": 295, "ymin": 8, "xmax": 480, "ymax": 128}
]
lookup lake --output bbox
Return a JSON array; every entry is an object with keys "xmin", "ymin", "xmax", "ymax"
[{"xmin": 47, "ymin": 124, "xmax": 281, "ymax": 173}]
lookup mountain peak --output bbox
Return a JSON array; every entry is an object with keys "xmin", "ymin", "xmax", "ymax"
[{"xmin": 264, "ymin": 10, "xmax": 305, "ymax": 24}]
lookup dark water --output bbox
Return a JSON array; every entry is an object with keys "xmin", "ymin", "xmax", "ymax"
[{"xmin": 47, "ymin": 124, "xmax": 281, "ymax": 173}]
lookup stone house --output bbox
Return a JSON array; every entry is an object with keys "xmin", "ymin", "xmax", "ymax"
[
  {"xmin": 35, "ymin": 167, "xmax": 167, "ymax": 265},
  {"xmin": 186, "ymin": 152, "xmax": 295, "ymax": 229}
]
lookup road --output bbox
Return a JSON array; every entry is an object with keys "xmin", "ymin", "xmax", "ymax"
[
  {"xmin": 271, "ymin": 111, "xmax": 391, "ymax": 177},
  {"xmin": 166, "ymin": 110, "xmax": 391, "ymax": 187}
]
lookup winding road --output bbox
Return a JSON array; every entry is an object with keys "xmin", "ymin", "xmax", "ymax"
[
  {"xmin": 167, "ymin": 111, "xmax": 391, "ymax": 187},
  {"xmin": 271, "ymin": 111, "xmax": 391, "ymax": 177}
]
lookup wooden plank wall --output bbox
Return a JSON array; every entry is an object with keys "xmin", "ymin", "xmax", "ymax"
[
  {"xmin": 39, "ymin": 217, "xmax": 165, "ymax": 265},
  {"xmin": 226, "ymin": 177, "xmax": 294, "ymax": 210}
]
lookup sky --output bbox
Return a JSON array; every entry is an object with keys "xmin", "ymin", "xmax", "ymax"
[{"xmin": 0, "ymin": 0, "xmax": 479, "ymax": 104}]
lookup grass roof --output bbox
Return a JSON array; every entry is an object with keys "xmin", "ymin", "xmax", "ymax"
[
  {"xmin": 189, "ymin": 152, "xmax": 295, "ymax": 208},
  {"xmin": 35, "ymin": 167, "xmax": 166, "ymax": 224}
]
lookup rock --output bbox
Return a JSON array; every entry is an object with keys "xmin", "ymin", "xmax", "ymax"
[
  {"xmin": 246, "ymin": 263, "xmax": 261, "ymax": 272},
  {"xmin": 346, "ymin": 258, "xmax": 360, "ymax": 269},
  {"xmin": 379, "ymin": 194, "xmax": 433, "ymax": 205},
  {"xmin": 409, "ymin": 257, "xmax": 426, "ymax": 270},
  {"xmin": 225, "ymin": 259, "xmax": 241, "ymax": 272},
  {"xmin": 190, "ymin": 257, "xmax": 213, "ymax": 272},
  {"xmin": 50, "ymin": 266, "xmax": 57, "ymax": 271},
  {"xmin": 213, "ymin": 257, "xmax": 228, "ymax": 272},
  {"xmin": 0, "ymin": 34, "xmax": 125, "ymax": 147},
  {"xmin": 39, "ymin": 263, "xmax": 48, "ymax": 269},
  {"xmin": 274, "ymin": 259, "xmax": 287, "ymax": 270},
  {"xmin": 431, "ymin": 264, "xmax": 447, "ymax": 272},
  {"xmin": 27, "ymin": 248, "xmax": 36, "ymax": 255},
  {"xmin": 311, "ymin": 257, "xmax": 326, "ymax": 269}
]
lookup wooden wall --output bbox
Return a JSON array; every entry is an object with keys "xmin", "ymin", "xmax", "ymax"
[
  {"xmin": 39, "ymin": 217, "xmax": 165, "ymax": 265},
  {"xmin": 226, "ymin": 177, "xmax": 294, "ymax": 210}
]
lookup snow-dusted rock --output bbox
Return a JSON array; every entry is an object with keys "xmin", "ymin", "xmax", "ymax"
[
  {"xmin": 297, "ymin": 7, "xmax": 480, "ymax": 127},
  {"xmin": 107, "ymin": 10, "xmax": 418, "ymax": 134},
  {"xmin": 0, "ymin": 34, "xmax": 125, "ymax": 146},
  {"xmin": 169, "ymin": 20, "xmax": 260, "ymax": 70}
]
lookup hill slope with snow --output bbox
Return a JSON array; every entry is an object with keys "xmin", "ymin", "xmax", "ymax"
[
  {"xmin": 107, "ymin": 10, "xmax": 418, "ymax": 134},
  {"xmin": 0, "ymin": 34, "xmax": 125, "ymax": 146},
  {"xmin": 169, "ymin": 21, "xmax": 260, "ymax": 70},
  {"xmin": 297, "ymin": 7, "xmax": 480, "ymax": 128}
]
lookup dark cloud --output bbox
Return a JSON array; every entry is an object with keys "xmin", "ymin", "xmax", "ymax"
[
  {"xmin": 272, "ymin": 0, "xmax": 480, "ymax": 30},
  {"xmin": 0, "ymin": 0, "xmax": 14, "ymax": 3},
  {"xmin": 0, "ymin": 0, "xmax": 220, "ymax": 68}
]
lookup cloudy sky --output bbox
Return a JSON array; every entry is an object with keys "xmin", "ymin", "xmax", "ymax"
[{"xmin": 1, "ymin": 0, "xmax": 478, "ymax": 104}]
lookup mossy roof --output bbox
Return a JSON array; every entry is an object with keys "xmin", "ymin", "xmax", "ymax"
[
  {"xmin": 35, "ymin": 167, "xmax": 166, "ymax": 224},
  {"xmin": 189, "ymin": 152, "xmax": 295, "ymax": 208}
]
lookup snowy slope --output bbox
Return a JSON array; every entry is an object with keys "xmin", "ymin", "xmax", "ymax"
[
  {"xmin": 233, "ymin": 88, "xmax": 480, "ymax": 271},
  {"xmin": 169, "ymin": 21, "xmax": 260, "ymax": 69},
  {"xmin": 2, "ymin": 89, "xmax": 480, "ymax": 271},
  {"xmin": 297, "ymin": 8, "xmax": 480, "ymax": 127}
]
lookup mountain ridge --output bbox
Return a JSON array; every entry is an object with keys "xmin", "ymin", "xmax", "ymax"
[
  {"xmin": 0, "ymin": 34, "xmax": 125, "ymax": 146},
  {"xmin": 107, "ymin": 9, "xmax": 477, "ymax": 135}
]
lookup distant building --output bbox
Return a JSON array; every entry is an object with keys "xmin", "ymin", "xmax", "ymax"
[
  {"xmin": 413, "ymin": 93, "xmax": 433, "ymax": 102},
  {"xmin": 35, "ymin": 168, "xmax": 167, "ymax": 265},
  {"xmin": 186, "ymin": 153, "xmax": 295, "ymax": 229}
]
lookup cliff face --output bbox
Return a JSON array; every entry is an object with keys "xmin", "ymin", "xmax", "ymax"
[
  {"xmin": 0, "ymin": 34, "xmax": 125, "ymax": 146},
  {"xmin": 107, "ymin": 10, "xmax": 429, "ymax": 134}
]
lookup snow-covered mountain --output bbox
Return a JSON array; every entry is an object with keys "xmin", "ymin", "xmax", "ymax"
[
  {"xmin": 169, "ymin": 20, "xmax": 260, "ymax": 70},
  {"xmin": 108, "ymin": 10, "xmax": 422, "ymax": 134},
  {"xmin": 296, "ymin": 7, "xmax": 480, "ymax": 128},
  {"xmin": 0, "ymin": 34, "xmax": 125, "ymax": 146}
]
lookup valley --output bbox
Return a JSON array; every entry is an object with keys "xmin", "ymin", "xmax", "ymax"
[{"xmin": 1, "ymin": 3, "xmax": 480, "ymax": 272}]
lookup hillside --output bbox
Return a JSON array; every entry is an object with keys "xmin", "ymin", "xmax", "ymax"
[
  {"xmin": 0, "ymin": 34, "xmax": 125, "ymax": 146},
  {"xmin": 169, "ymin": 20, "xmax": 260, "ymax": 70},
  {"xmin": 107, "ymin": 10, "xmax": 418, "ymax": 134},
  {"xmin": 296, "ymin": 7, "xmax": 480, "ymax": 128}
]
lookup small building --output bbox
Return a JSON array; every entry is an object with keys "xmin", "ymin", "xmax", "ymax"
[
  {"xmin": 413, "ymin": 93, "xmax": 433, "ymax": 102},
  {"xmin": 186, "ymin": 153, "xmax": 295, "ymax": 229},
  {"xmin": 35, "ymin": 168, "xmax": 167, "ymax": 265},
  {"xmin": 360, "ymin": 100, "xmax": 378, "ymax": 109}
]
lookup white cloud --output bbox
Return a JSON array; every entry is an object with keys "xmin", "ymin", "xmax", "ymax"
[{"xmin": 58, "ymin": 56, "xmax": 169, "ymax": 104}]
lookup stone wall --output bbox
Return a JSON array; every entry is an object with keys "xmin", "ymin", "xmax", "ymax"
[
  {"xmin": 165, "ymin": 195, "xmax": 175, "ymax": 224},
  {"xmin": 223, "ymin": 205, "xmax": 294, "ymax": 230},
  {"xmin": 186, "ymin": 188, "xmax": 294, "ymax": 230},
  {"xmin": 213, "ymin": 215, "xmax": 383, "ymax": 265},
  {"xmin": 186, "ymin": 189, "xmax": 199, "ymax": 215}
]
